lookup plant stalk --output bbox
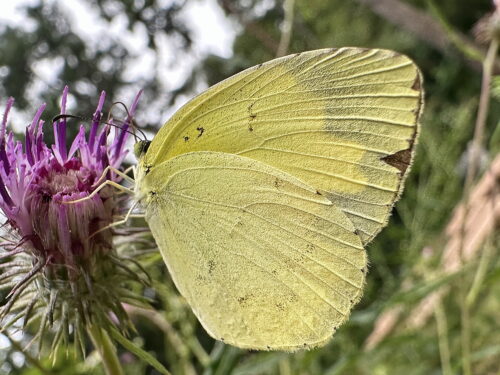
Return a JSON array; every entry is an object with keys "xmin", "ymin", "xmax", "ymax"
[
  {"xmin": 88, "ymin": 325, "xmax": 125, "ymax": 375},
  {"xmin": 465, "ymin": 38, "xmax": 499, "ymax": 190},
  {"xmin": 276, "ymin": 0, "xmax": 295, "ymax": 57}
]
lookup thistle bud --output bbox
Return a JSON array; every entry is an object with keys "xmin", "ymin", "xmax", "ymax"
[{"xmin": 474, "ymin": 1, "xmax": 500, "ymax": 44}]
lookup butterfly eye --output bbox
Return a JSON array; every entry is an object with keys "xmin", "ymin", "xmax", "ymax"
[{"xmin": 134, "ymin": 140, "xmax": 151, "ymax": 159}]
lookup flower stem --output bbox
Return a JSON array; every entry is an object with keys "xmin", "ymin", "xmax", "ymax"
[
  {"xmin": 434, "ymin": 302, "xmax": 453, "ymax": 375},
  {"xmin": 465, "ymin": 37, "xmax": 499, "ymax": 190},
  {"xmin": 88, "ymin": 325, "xmax": 125, "ymax": 375}
]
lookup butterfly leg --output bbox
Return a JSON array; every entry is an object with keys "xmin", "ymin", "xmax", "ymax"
[
  {"xmin": 64, "ymin": 180, "xmax": 134, "ymax": 204},
  {"xmin": 90, "ymin": 201, "xmax": 143, "ymax": 238},
  {"xmin": 91, "ymin": 165, "xmax": 135, "ymax": 188}
]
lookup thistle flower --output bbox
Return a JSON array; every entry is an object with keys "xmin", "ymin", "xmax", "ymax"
[{"xmin": 0, "ymin": 87, "xmax": 149, "ymax": 356}]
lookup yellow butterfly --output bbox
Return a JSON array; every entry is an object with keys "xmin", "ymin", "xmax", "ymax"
[{"xmin": 134, "ymin": 48, "xmax": 423, "ymax": 351}]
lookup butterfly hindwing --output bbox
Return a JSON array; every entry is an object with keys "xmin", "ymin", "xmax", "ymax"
[{"xmin": 141, "ymin": 151, "xmax": 366, "ymax": 350}]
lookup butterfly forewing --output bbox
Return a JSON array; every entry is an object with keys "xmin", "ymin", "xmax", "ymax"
[{"xmin": 143, "ymin": 48, "xmax": 422, "ymax": 244}]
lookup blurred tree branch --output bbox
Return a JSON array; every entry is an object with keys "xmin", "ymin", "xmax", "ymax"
[
  {"xmin": 276, "ymin": 0, "xmax": 295, "ymax": 57},
  {"xmin": 354, "ymin": 0, "xmax": 500, "ymax": 73},
  {"xmin": 218, "ymin": 0, "xmax": 279, "ymax": 53}
]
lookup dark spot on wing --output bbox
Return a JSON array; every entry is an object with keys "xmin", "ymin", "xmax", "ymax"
[
  {"xmin": 412, "ymin": 73, "xmax": 421, "ymax": 92},
  {"xmin": 237, "ymin": 293, "xmax": 253, "ymax": 306},
  {"xmin": 183, "ymin": 136, "xmax": 190, "ymax": 142},
  {"xmin": 207, "ymin": 260, "xmax": 216, "ymax": 275},
  {"xmin": 247, "ymin": 102, "xmax": 257, "ymax": 132},
  {"xmin": 381, "ymin": 149, "xmax": 411, "ymax": 174},
  {"xmin": 305, "ymin": 243, "xmax": 315, "ymax": 253},
  {"xmin": 197, "ymin": 127, "xmax": 205, "ymax": 137}
]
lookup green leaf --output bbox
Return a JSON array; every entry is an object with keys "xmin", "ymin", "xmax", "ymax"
[
  {"xmin": 232, "ymin": 352, "xmax": 287, "ymax": 375},
  {"xmin": 109, "ymin": 327, "xmax": 171, "ymax": 375}
]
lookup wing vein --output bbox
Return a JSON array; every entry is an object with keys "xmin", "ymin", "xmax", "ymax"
[
  {"xmin": 241, "ymin": 147, "xmax": 394, "ymax": 173},
  {"xmin": 288, "ymin": 165, "xmax": 398, "ymax": 192}
]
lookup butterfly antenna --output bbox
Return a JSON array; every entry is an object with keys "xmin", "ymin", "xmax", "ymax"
[
  {"xmin": 107, "ymin": 101, "xmax": 148, "ymax": 142},
  {"xmin": 101, "ymin": 120, "xmax": 140, "ymax": 140},
  {"xmin": 106, "ymin": 101, "xmax": 137, "ymax": 143},
  {"xmin": 53, "ymin": 113, "xmax": 138, "ymax": 141},
  {"xmin": 51, "ymin": 114, "xmax": 86, "ymax": 123},
  {"xmin": 51, "ymin": 101, "xmax": 148, "ymax": 143}
]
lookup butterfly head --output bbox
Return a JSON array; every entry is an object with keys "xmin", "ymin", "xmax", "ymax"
[
  {"xmin": 134, "ymin": 140, "xmax": 151, "ymax": 159},
  {"xmin": 133, "ymin": 140, "xmax": 153, "ymax": 204}
]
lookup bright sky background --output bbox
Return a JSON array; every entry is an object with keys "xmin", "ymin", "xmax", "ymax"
[
  {"xmin": 0, "ymin": 0, "xmax": 238, "ymax": 129},
  {"xmin": 0, "ymin": 0, "xmax": 236, "ymax": 56}
]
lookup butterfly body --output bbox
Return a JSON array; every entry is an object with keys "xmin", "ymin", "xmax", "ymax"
[{"xmin": 135, "ymin": 48, "xmax": 423, "ymax": 351}]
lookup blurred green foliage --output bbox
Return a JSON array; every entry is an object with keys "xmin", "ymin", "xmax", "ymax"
[{"xmin": 1, "ymin": 0, "xmax": 499, "ymax": 374}]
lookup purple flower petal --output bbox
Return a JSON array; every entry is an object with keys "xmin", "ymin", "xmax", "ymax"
[
  {"xmin": 55, "ymin": 86, "xmax": 69, "ymax": 163},
  {"xmin": 67, "ymin": 125, "xmax": 86, "ymax": 161},
  {"xmin": 0, "ymin": 169, "xmax": 13, "ymax": 207},
  {"xmin": 113, "ymin": 90, "xmax": 143, "ymax": 162},
  {"xmin": 89, "ymin": 91, "xmax": 106, "ymax": 151},
  {"xmin": 0, "ymin": 98, "xmax": 14, "ymax": 174}
]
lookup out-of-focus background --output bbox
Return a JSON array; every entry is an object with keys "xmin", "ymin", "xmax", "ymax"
[{"xmin": 0, "ymin": 0, "xmax": 499, "ymax": 374}]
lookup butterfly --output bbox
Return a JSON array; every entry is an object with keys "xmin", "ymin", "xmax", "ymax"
[{"xmin": 133, "ymin": 48, "xmax": 423, "ymax": 351}]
